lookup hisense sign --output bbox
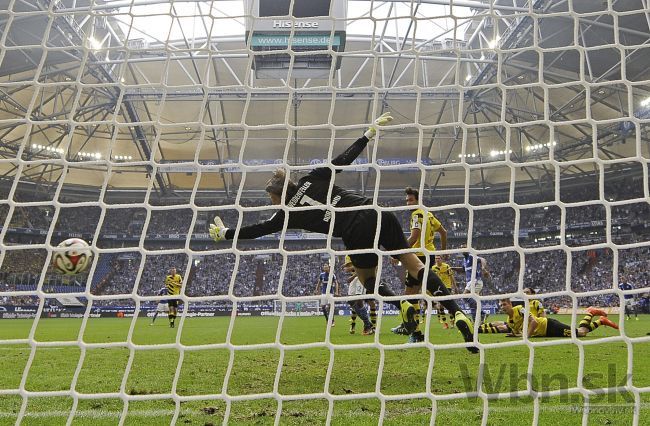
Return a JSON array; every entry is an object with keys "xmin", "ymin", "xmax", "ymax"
[{"xmin": 272, "ymin": 20, "xmax": 319, "ymax": 28}]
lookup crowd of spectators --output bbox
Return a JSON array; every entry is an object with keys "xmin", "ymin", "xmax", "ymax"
[{"xmin": 0, "ymin": 183, "xmax": 648, "ymax": 310}]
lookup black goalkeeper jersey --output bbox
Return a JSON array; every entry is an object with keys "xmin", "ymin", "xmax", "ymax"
[{"xmin": 224, "ymin": 135, "xmax": 372, "ymax": 240}]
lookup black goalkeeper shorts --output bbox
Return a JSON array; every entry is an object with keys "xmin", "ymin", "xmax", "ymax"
[
  {"xmin": 545, "ymin": 318, "xmax": 573, "ymax": 337},
  {"xmin": 342, "ymin": 210, "xmax": 409, "ymax": 269},
  {"xmin": 167, "ymin": 299, "xmax": 178, "ymax": 308}
]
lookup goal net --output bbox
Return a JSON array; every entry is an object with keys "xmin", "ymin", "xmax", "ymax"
[{"xmin": 0, "ymin": 0, "xmax": 649, "ymax": 423}]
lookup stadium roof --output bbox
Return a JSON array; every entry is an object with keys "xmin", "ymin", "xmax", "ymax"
[{"xmin": 0, "ymin": 0, "xmax": 648, "ymax": 200}]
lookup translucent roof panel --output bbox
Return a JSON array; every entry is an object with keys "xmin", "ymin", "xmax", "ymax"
[{"xmin": 113, "ymin": 1, "xmax": 476, "ymax": 45}]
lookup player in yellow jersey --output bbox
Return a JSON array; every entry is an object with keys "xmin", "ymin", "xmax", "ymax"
[
  {"xmin": 165, "ymin": 267, "xmax": 183, "ymax": 328},
  {"xmin": 405, "ymin": 187, "xmax": 447, "ymax": 264},
  {"xmin": 432, "ymin": 255, "xmax": 457, "ymax": 329},
  {"xmin": 477, "ymin": 290, "xmax": 543, "ymax": 334},
  {"xmin": 499, "ymin": 299, "xmax": 618, "ymax": 338},
  {"xmin": 523, "ymin": 288, "xmax": 545, "ymax": 318},
  {"xmin": 392, "ymin": 187, "xmax": 448, "ymax": 343}
]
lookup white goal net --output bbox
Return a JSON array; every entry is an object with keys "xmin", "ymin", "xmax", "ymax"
[{"xmin": 0, "ymin": 0, "xmax": 649, "ymax": 424}]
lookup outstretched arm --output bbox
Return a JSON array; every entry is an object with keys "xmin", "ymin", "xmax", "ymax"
[
  {"xmin": 210, "ymin": 211, "xmax": 285, "ymax": 242},
  {"xmin": 310, "ymin": 113, "xmax": 393, "ymax": 179}
]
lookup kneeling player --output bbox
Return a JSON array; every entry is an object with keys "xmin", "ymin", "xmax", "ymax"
[
  {"xmin": 500, "ymin": 299, "xmax": 618, "ymax": 338},
  {"xmin": 343, "ymin": 256, "xmax": 375, "ymax": 335}
]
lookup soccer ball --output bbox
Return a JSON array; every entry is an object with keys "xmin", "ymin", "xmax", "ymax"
[{"xmin": 52, "ymin": 238, "xmax": 92, "ymax": 275}]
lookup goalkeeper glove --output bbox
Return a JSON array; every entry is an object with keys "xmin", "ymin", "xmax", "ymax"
[
  {"xmin": 364, "ymin": 112, "xmax": 393, "ymax": 139},
  {"xmin": 209, "ymin": 216, "xmax": 228, "ymax": 242}
]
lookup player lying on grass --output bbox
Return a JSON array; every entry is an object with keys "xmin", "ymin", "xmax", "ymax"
[
  {"xmin": 209, "ymin": 113, "xmax": 477, "ymax": 353},
  {"xmin": 478, "ymin": 288, "xmax": 545, "ymax": 334},
  {"xmin": 499, "ymin": 299, "xmax": 618, "ymax": 338},
  {"xmin": 342, "ymin": 255, "xmax": 376, "ymax": 335}
]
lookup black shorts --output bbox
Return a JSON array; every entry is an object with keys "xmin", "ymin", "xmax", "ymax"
[
  {"xmin": 167, "ymin": 299, "xmax": 178, "ymax": 308},
  {"xmin": 545, "ymin": 318, "xmax": 573, "ymax": 337},
  {"xmin": 342, "ymin": 210, "xmax": 409, "ymax": 269},
  {"xmin": 405, "ymin": 255, "xmax": 435, "ymax": 287}
]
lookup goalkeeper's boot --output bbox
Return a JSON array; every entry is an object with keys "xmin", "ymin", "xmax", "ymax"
[
  {"xmin": 399, "ymin": 302, "xmax": 418, "ymax": 335},
  {"xmin": 587, "ymin": 307, "xmax": 607, "ymax": 317},
  {"xmin": 599, "ymin": 317, "xmax": 619, "ymax": 330},
  {"xmin": 454, "ymin": 311, "xmax": 479, "ymax": 354},
  {"xmin": 349, "ymin": 320, "xmax": 356, "ymax": 335},
  {"xmin": 408, "ymin": 331, "xmax": 425, "ymax": 343}
]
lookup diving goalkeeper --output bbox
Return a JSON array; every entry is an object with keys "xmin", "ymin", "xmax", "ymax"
[{"xmin": 209, "ymin": 113, "xmax": 477, "ymax": 353}]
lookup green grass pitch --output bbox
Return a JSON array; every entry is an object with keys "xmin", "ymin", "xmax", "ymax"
[{"xmin": 0, "ymin": 314, "xmax": 648, "ymax": 425}]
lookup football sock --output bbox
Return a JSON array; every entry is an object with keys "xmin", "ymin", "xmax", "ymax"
[
  {"xmin": 579, "ymin": 314, "xmax": 596, "ymax": 330},
  {"xmin": 579, "ymin": 314, "xmax": 600, "ymax": 331},
  {"xmin": 478, "ymin": 323, "xmax": 500, "ymax": 333},
  {"xmin": 412, "ymin": 302, "xmax": 421, "ymax": 331},
  {"xmin": 466, "ymin": 298, "xmax": 478, "ymax": 322},
  {"xmin": 355, "ymin": 305, "xmax": 373, "ymax": 329},
  {"xmin": 417, "ymin": 268, "xmax": 462, "ymax": 316},
  {"xmin": 363, "ymin": 278, "xmax": 402, "ymax": 310},
  {"xmin": 369, "ymin": 306, "xmax": 377, "ymax": 326},
  {"xmin": 322, "ymin": 305, "xmax": 330, "ymax": 321}
]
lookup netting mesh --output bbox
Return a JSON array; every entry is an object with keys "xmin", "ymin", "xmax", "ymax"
[{"xmin": 0, "ymin": 0, "xmax": 649, "ymax": 423}]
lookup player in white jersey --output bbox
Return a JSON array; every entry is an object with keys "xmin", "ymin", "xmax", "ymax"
[{"xmin": 343, "ymin": 256, "xmax": 376, "ymax": 335}]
